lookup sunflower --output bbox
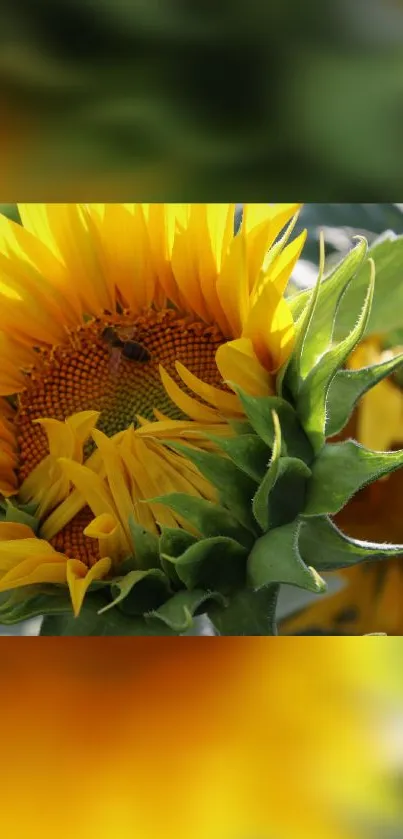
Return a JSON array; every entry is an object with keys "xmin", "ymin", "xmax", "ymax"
[
  {"xmin": 281, "ymin": 335, "xmax": 403, "ymax": 636},
  {"xmin": 0, "ymin": 203, "xmax": 305, "ymax": 618}
]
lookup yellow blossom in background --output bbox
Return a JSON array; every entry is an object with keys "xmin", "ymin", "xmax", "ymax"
[{"xmin": 0, "ymin": 203, "xmax": 304, "ymax": 616}]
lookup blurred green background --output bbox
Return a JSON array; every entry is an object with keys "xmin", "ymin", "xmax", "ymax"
[{"xmin": 1, "ymin": 1, "xmax": 403, "ymax": 198}]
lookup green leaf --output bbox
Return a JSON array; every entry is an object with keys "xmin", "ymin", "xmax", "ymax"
[
  {"xmin": 166, "ymin": 442, "xmax": 258, "ymax": 533},
  {"xmin": 40, "ymin": 593, "xmax": 177, "ymax": 636},
  {"xmin": 0, "ymin": 587, "xmax": 72, "ymax": 625},
  {"xmin": 326, "ymin": 351, "xmax": 403, "ymax": 437},
  {"xmin": 208, "ymin": 586, "xmax": 279, "ymax": 636},
  {"xmin": 0, "ymin": 205, "xmax": 21, "ymax": 224},
  {"xmin": 252, "ymin": 410, "xmax": 282, "ymax": 530},
  {"xmin": 207, "ymin": 433, "xmax": 270, "ymax": 482},
  {"xmin": 159, "ymin": 526, "xmax": 196, "ymax": 585},
  {"xmin": 247, "ymin": 520, "xmax": 327, "ymax": 594},
  {"xmin": 304, "ymin": 440, "xmax": 403, "ymax": 516},
  {"xmin": 286, "ymin": 238, "xmax": 368, "ymax": 386},
  {"xmin": 334, "ymin": 235, "xmax": 403, "ymax": 340},
  {"xmin": 231, "ymin": 388, "xmax": 313, "ymax": 463},
  {"xmin": 299, "ymin": 515, "xmax": 403, "ymax": 571},
  {"xmin": 168, "ymin": 536, "xmax": 247, "ymax": 593},
  {"xmin": 265, "ymin": 457, "xmax": 312, "ymax": 529},
  {"xmin": 296, "ymin": 260, "xmax": 375, "ymax": 452},
  {"xmin": 289, "ymin": 237, "xmax": 368, "ymax": 323},
  {"xmin": 148, "ymin": 589, "xmax": 226, "ymax": 633},
  {"xmin": 127, "ymin": 515, "xmax": 160, "ymax": 570},
  {"xmin": 149, "ymin": 493, "xmax": 255, "ymax": 550},
  {"xmin": 98, "ymin": 569, "xmax": 171, "ymax": 616},
  {"xmin": 0, "ymin": 499, "xmax": 40, "ymax": 533}
]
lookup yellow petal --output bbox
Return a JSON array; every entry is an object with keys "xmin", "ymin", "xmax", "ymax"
[
  {"xmin": 66, "ymin": 411, "xmax": 101, "ymax": 450},
  {"xmin": 127, "ymin": 436, "xmax": 182, "ymax": 529},
  {"xmin": 83, "ymin": 512, "xmax": 128, "ymax": 562},
  {"xmin": 261, "ymin": 230, "xmax": 307, "ymax": 299},
  {"xmin": 190, "ymin": 204, "xmax": 233, "ymax": 334},
  {"xmin": 170, "ymin": 215, "xmax": 210, "ymax": 322},
  {"xmin": 136, "ymin": 415, "xmax": 229, "ymax": 442},
  {"xmin": 242, "ymin": 203, "xmax": 301, "ymax": 237},
  {"xmin": 22, "ymin": 204, "xmax": 114, "ymax": 315},
  {"xmin": 40, "ymin": 488, "xmax": 87, "ymax": 541},
  {"xmin": 242, "ymin": 203, "xmax": 302, "ymax": 289},
  {"xmin": 94, "ymin": 204, "xmax": 157, "ymax": 311},
  {"xmin": 356, "ymin": 378, "xmax": 403, "ymax": 452},
  {"xmin": 0, "ymin": 553, "xmax": 67, "ymax": 592},
  {"xmin": 0, "ymin": 522, "xmax": 36, "ymax": 540},
  {"xmin": 153, "ymin": 441, "xmax": 216, "ymax": 501},
  {"xmin": 0, "ymin": 254, "xmax": 72, "ymax": 345},
  {"xmin": 216, "ymin": 232, "xmax": 249, "ymax": 337},
  {"xmin": 91, "ymin": 429, "xmax": 135, "ymax": 546},
  {"xmin": 159, "ymin": 365, "xmax": 220, "ymax": 423},
  {"xmin": 243, "ymin": 284, "xmax": 295, "ymax": 372},
  {"xmin": 215, "ymin": 338, "xmax": 273, "ymax": 397},
  {"xmin": 17, "ymin": 204, "xmax": 62, "ymax": 258},
  {"xmin": 66, "ymin": 556, "xmax": 111, "ymax": 617},
  {"xmin": 0, "ymin": 209, "xmax": 82, "ymax": 325},
  {"xmin": 58, "ymin": 458, "xmax": 116, "ymax": 519},
  {"xmin": 84, "ymin": 513, "xmax": 120, "ymax": 540},
  {"xmin": 34, "ymin": 417, "xmax": 76, "ymax": 459},
  {"xmin": 145, "ymin": 204, "xmax": 182, "ymax": 308},
  {"xmin": 40, "ymin": 446, "xmax": 108, "ymax": 541},
  {"xmin": 175, "ymin": 361, "xmax": 244, "ymax": 417}
]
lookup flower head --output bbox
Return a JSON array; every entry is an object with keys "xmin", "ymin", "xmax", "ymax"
[{"xmin": 0, "ymin": 203, "xmax": 304, "ymax": 622}]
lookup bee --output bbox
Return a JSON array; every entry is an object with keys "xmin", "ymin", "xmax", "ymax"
[
  {"xmin": 102, "ymin": 326, "xmax": 151, "ymax": 376},
  {"xmin": 121, "ymin": 340, "xmax": 151, "ymax": 362}
]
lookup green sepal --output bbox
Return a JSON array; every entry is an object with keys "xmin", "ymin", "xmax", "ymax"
[
  {"xmin": 0, "ymin": 499, "xmax": 40, "ymax": 533},
  {"xmin": 148, "ymin": 493, "xmax": 255, "ymax": 550},
  {"xmin": 207, "ymin": 433, "xmax": 270, "ymax": 482},
  {"xmin": 252, "ymin": 410, "xmax": 281, "ymax": 530},
  {"xmin": 230, "ymin": 387, "xmax": 313, "ymax": 463},
  {"xmin": 299, "ymin": 515, "xmax": 403, "ymax": 571},
  {"xmin": 165, "ymin": 442, "xmax": 258, "ymax": 533},
  {"xmin": 0, "ymin": 586, "xmax": 71, "ymax": 624},
  {"xmin": 159, "ymin": 526, "xmax": 196, "ymax": 586},
  {"xmin": 166, "ymin": 536, "xmax": 247, "ymax": 594},
  {"xmin": 40, "ymin": 593, "xmax": 177, "ymax": 636},
  {"xmin": 208, "ymin": 586, "xmax": 279, "ymax": 636},
  {"xmin": 287, "ymin": 237, "xmax": 368, "ymax": 384},
  {"xmin": 0, "ymin": 204, "xmax": 21, "ymax": 224},
  {"xmin": 296, "ymin": 262, "xmax": 375, "ymax": 452},
  {"xmin": 278, "ymin": 244, "xmax": 323, "ymax": 398},
  {"xmin": 247, "ymin": 520, "xmax": 327, "ymax": 594},
  {"xmin": 334, "ymin": 234, "xmax": 403, "ymax": 340},
  {"xmin": 305, "ymin": 440, "xmax": 403, "ymax": 516},
  {"xmin": 98, "ymin": 569, "xmax": 171, "ymax": 616},
  {"xmin": 147, "ymin": 589, "xmax": 226, "ymax": 633},
  {"xmin": 325, "ymin": 351, "xmax": 403, "ymax": 437},
  {"xmin": 127, "ymin": 515, "xmax": 160, "ymax": 570},
  {"xmin": 265, "ymin": 457, "xmax": 312, "ymax": 529}
]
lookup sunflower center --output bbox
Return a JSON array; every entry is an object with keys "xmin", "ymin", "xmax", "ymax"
[{"xmin": 16, "ymin": 309, "xmax": 226, "ymax": 480}]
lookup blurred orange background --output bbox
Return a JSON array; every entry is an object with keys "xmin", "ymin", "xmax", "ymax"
[{"xmin": 1, "ymin": 638, "xmax": 401, "ymax": 839}]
